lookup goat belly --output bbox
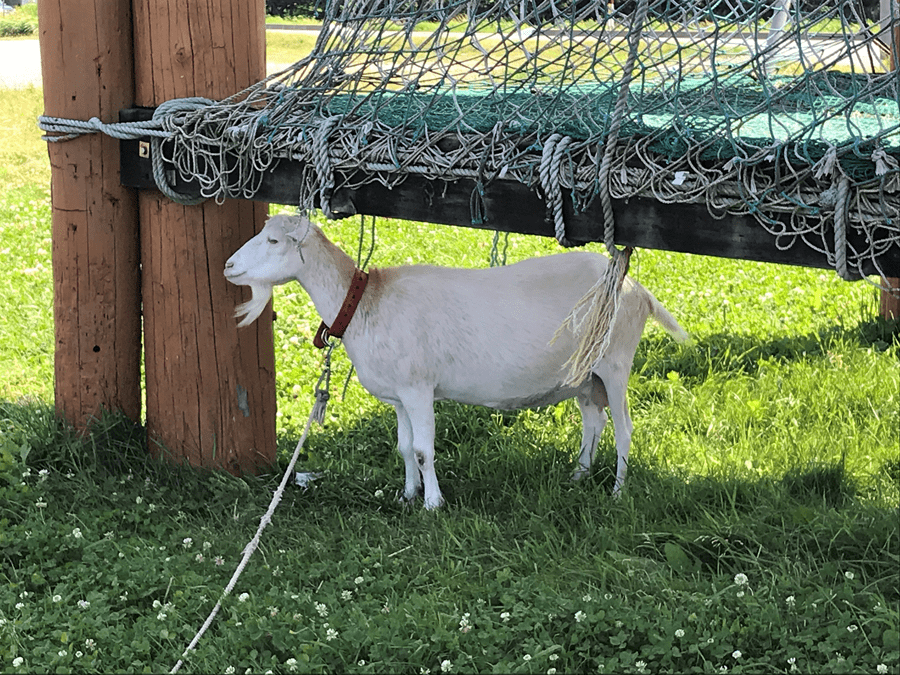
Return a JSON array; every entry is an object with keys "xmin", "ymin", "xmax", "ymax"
[{"xmin": 433, "ymin": 384, "xmax": 579, "ymax": 410}]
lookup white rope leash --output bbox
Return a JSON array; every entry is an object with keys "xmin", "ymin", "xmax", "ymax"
[{"xmin": 170, "ymin": 393, "xmax": 324, "ymax": 674}]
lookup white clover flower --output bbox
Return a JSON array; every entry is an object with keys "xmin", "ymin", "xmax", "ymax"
[
  {"xmin": 459, "ymin": 613, "xmax": 471, "ymax": 633},
  {"xmin": 58, "ymin": 650, "xmax": 67, "ymax": 658},
  {"xmin": 85, "ymin": 639, "xmax": 95, "ymax": 650},
  {"xmin": 224, "ymin": 667, "xmax": 235, "ymax": 675},
  {"xmin": 326, "ymin": 627, "xmax": 338, "ymax": 641},
  {"xmin": 75, "ymin": 651, "xmax": 83, "ymax": 658},
  {"xmin": 269, "ymin": 606, "xmax": 279, "ymax": 617},
  {"xmin": 182, "ymin": 537, "xmax": 193, "ymax": 549},
  {"xmin": 547, "ymin": 669, "xmax": 557, "ymax": 675},
  {"xmin": 523, "ymin": 654, "xmax": 532, "ymax": 662},
  {"xmin": 203, "ymin": 541, "xmax": 212, "ymax": 551},
  {"xmin": 15, "ymin": 602, "xmax": 24, "ymax": 610},
  {"xmin": 152, "ymin": 600, "xmax": 162, "ymax": 609},
  {"xmin": 732, "ymin": 650, "xmax": 742, "ymax": 659},
  {"xmin": 582, "ymin": 594, "xmax": 592, "ymax": 602},
  {"xmin": 72, "ymin": 528, "xmax": 83, "ymax": 539},
  {"xmin": 52, "ymin": 594, "xmax": 62, "ymax": 603},
  {"xmin": 635, "ymin": 660, "xmax": 647, "ymax": 673},
  {"xmin": 354, "ymin": 576, "xmax": 364, "ymax": 585},
  {"xmin": 575, "ymin": 610, "xmax": 587, "ymax": 623},
  {"xmin": 35, "ymin": 500, "xmax": 47, "ymax": 508},
  {"xmin": 785, "ymin": 595, "xmax": 796, "ymax": 607},
  {"xmin": 157, "ymin": 611, "xmax": 167, "ymax": 620},
  {"xmin": 12, "ymin": 657, "xmax": 24, "ymax": 668},
  {"xmin": 195, "ymin": 553, "xmax": 204, "ymax": 562},
  {"xmin": 357, "ymin": 660, "xmax": 366, "ymax": 667},
  {"xmin": 77, "ymin": 600, "xmax": 90, "ymax": 609},
  {"xmin": 733, "ymin": 573, "xmax": 748, "ymax": 586},
  {"xmin": 238, "ymin": 593, "xmax": 250, "ymax": 602},
  {"xmin": 215, "ymin": 556, "xmax": 225, "ymax": 566},
  {"xmin": 675, "ymin": 629, "xmax": 685, "ymax": 638},
  {"xmin": 135, "ymin": 496, "xmax": 142, "ymax": 504},
  {"xmin": 736, "ymin": 590, "xmax": 745, "ymax": 598},
  {"xmin": 316, "ymin": 602, "xmax": 328, "ymax": 617},
  {"xmin": 441, "ymin": 659, "xmax": 452, "ymax": 673},
  {"xmin": 719, "ymin": 667, "xmax": 728, "ymax": 673},
  {"xmin": 342, "ymin": 590, "xmax": 352, "ymax": 601},
  {"xmin": 500, "ymin": 611, "xmax": 510, "ymax": 622},
  {"xmin": 549, "ymin": 653, "xmax": 559, "ymax": 661},
  {"xmin": 374, "ymin": 489, "xmax": 384, "ymax": 498},
  {"xmin": 876, "ymin": 665, "xmax": 888, "ymax": 674},
  {"xmin": 844, "ymin": 571, "xmax": 854, "ymax": 580},
  {"xmin": 847, "ymin": 624, "xmax": 858, "ymax": 632}
]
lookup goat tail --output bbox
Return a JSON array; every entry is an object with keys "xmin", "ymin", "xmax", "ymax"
[
  {"xmin": 649, "ymin": 294, "xmax": 691, "ymax": 344},
  {"xmin": 551, "ymin": 251, "xmax": 630, "ymax": 387}
]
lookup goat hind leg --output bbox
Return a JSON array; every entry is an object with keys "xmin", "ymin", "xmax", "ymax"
[
  {"xmin": 593, "ymin": 365, "xmax": 633, "ymax": 496},
  {"xmin": 573, "ymin": 375, "xmax": 609, "ymax": 480}
]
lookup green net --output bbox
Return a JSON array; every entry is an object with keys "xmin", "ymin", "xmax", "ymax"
[{"xmin": 163, "ymin": 0, "xmax": 900, "ymax": 279}]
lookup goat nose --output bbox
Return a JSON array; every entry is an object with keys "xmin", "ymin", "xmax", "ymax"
[{"xmin": 224, "ymin": 260, "xmax": 233, "ymax": 269}]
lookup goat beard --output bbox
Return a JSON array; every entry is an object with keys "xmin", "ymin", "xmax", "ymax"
[{"xmin": 234, "ymin": 282, "xmax": 273, "ymax": 327}]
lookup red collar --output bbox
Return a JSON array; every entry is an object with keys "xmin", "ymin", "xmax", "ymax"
[{"xmin": 313, "ymin": 268, "xmax": 369, "ymax": 349}]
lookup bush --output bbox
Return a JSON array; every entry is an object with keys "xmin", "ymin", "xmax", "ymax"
[{"xmin": 0, "ymin": 16, "xmax": 34, "ymax": 37}]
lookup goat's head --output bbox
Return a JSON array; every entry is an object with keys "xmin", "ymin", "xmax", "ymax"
[{"xmin": 224, "ymin": 214, "xmax": 309, "ymax": 327}]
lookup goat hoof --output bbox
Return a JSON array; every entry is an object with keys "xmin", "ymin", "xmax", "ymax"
[{"xmin": 571, "ymin": 467, "xmax": 589, "ymax": 482}]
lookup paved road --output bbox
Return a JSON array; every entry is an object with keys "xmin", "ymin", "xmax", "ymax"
[{"xmin": 0, "ymin": 39, "xmax": 41, "ymax": 88}]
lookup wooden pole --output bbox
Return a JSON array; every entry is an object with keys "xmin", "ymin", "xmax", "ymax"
[
  {"xmin": 132, "ymin": 0, "xmax": 276, "ymax": 473},
  {"xmin": 880, "ymin": 1, "xmax": 900, "ymax": 319},
  {"xmin": 38, "ymin": 0, "xmax": 142, "ymax": 427}
]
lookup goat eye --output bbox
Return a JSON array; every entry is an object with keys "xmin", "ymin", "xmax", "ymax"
[{"xmin": 267, "ymin": 238, "xmax": 279, "ymax": 245}]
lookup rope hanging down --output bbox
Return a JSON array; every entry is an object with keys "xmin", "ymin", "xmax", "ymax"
[
  {"xmin": 170, "ymin": 379, "xmax": 329, "ymax": 674},
  {"xmin": 553, "ymin": 0, "xmax": 647, "ymax": 386}
]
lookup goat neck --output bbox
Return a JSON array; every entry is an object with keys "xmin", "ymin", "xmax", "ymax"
[{"xmin": 296, "ymin": 224, "xmax": 362, "ymax": 330}]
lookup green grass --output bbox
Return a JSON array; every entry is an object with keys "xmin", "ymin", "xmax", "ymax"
[{"xmin": 1, "ymin": 54, "xmax": 899, "ymax": 675}]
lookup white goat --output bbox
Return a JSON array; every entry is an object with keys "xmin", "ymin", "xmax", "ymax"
[{"xmin": 224, "ymin": 214, "xmax": 688, "ymax": 509}]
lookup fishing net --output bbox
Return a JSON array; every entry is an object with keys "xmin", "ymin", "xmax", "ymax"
[{"xmin": 142, "ymin": 1, "xmax": 900, "ymax": 279}]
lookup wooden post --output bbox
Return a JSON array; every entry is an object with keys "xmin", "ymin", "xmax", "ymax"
[
  {"xmin": 133, "ymin": 0, "xmax": 276, "ymax": 473},
  {"xmin": 880, "ymin": 0, "xmax": 900, "ymax": 319},
  {"xmin": 38, "ymin": 0, "xmax": 142, "ymax": 427}
]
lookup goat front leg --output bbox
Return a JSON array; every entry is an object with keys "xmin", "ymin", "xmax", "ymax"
[
  {"xmin": 398, "ymin": 389, "xmax": 443, "ymax": 509},
  {"xmin": 395, "ymin": 405, "xmax": 421, "ymax": 502}
]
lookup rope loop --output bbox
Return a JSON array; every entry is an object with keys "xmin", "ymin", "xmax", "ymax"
[
  {"xmin": 150, "ymin": 98, "xmax": 215, "ymax": 206},
  {"xmin": 833, "ymin": 176, "xmax": 855, "ymax": 281},
  {"xmin": 540, "ymin": 133, "xmax": 576, "ymax": 247},
  {"xmin": 313, "ymin": 116, "xmax": 343, "ymax": 218}
]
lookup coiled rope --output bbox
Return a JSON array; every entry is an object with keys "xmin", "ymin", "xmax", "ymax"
[{"xmin": 38, "ymin": 97, "xmax": 214, "ymax": 206}]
